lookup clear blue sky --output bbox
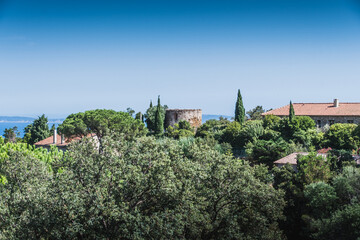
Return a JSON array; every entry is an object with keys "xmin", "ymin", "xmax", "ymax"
[{"xmin": 1, "ymin": 0, "xmax": 360, "ymax": 118}]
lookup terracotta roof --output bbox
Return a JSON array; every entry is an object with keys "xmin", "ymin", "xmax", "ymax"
[
  {"xmin": 34, "ymin": 133, "xmax": 95, "ymax": 147},
  {"xmin": 263, "ymin": 102, "xmax": 360, "ymax": 117},
  {"xmin": 317, "ymin": 148, "xmax": 332, "ymax": 154},
  {"xmin": 274, "ymin": 152, "xmax": 309, "ymax": 165},
  {"xmin": 274, "ymin": 152, "xmax": 327, "ymax": 165}
]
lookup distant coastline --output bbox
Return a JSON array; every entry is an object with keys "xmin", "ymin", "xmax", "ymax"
[
  {"xmin": 0, "ymin": 114, "xmax": 232, "ymax": 137},
  {"xmin": 0, "ymin": 116, "xmax": 64, "ymax": 137},
  {"xmin": 0, "ymin": 120, "xmax": 63, "ymax": 123},
  {"xmin": 0, "ymin": 116, "xmax": 64, "ymax": 124}
]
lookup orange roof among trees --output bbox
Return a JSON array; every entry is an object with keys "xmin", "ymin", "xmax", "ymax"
[
  {"xmin": 263, "ymin": 102, "xmax": 360, "ymax": 117},
  {"xmin": 34, "ymin": 133, "xmax": 95, "ymax": 147}
]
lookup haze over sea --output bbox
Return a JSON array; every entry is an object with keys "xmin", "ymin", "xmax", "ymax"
[
  {"xmin": 0, "ymin": 115, "xmax": 230, "ymax": 138},
  {"xmin": 0, "ymin": 117, "xmax": 64, "ymax": 137}
]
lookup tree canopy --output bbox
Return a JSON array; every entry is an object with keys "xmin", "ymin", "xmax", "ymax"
[
  {"xmin": 0, "ymin": 134, "xmax": 286, "ymax": 239},
  {"xmin": 3, "ymin": 127, "xmax": 20, "ymax": 143},
  {"xmin": 58, "ymin": 109, "xmax": 147, "ymax": 141},
  {"xmin": 247, "ymin": 105, "xmax": 266, "ymax": 120},
  {"xmin": 144, "ymin": 98, "xmax": 167, "ymax": 133}
]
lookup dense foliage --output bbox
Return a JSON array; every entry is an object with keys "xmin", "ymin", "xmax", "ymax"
[
  {"xmin": 0, "ymin": 135, "xmax": 285, "ymax": 239},
  {"xmin": 166, "ymin": 120, "xmax": 194, "ymax": 139},
  {"xmin": 303, "ymin": 167, "xmax": 360, "ymax": 240},
  {"xmin": 323, "ymin": 123, "xmax": 359, "ymax": 150}
]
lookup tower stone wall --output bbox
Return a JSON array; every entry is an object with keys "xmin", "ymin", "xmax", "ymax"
[{"xmin": 165, "ymin": 109, "xmax": 202, "ymax": 129}]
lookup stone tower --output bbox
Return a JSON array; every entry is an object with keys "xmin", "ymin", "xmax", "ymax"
[{"xmin": 165, "ymin": 109, "xmax": 202, "ymax": 129}]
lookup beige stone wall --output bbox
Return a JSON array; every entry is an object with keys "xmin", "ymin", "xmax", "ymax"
[
  {"xmin": 165, "ymin": 109, "xmax": 202, "ymax": 129},
  {"xmin": 308, "ymin": 116, "xmax": 360, "ymax": 127}
]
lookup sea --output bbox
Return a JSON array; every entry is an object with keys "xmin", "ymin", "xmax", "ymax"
[
  {"xmin": 0, "ymin": 121, "xmax": 63, "ymax": 138},
  {"xmin": 0, "ymin": 114, "xmax": 232, "ymax": 138}
]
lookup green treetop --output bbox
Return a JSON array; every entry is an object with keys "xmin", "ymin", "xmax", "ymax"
[
  {"xmin": 154, "ymin": 95, "xmax": 164, "ymax": 135},
  {"xmin": 145, "ymin": 99, "xmax": 167, "ymax": 133},
  {"xmin": 24, "ymin": 114, "xmax": 51, "ymax": 145},
  {"xmin": 289, "ymin": 101, "xmax": 295, "ymax": 122},
  {"xmin": 246, "ymin": 105, "xmax": 265, "ymax": 120},
  {"xmin": 58, "ymin": 109, "xmax": 147, "ymax": 144},
  {"xmin": 3, "ymin": 126, "xmax": 20, "ymax": 143},
  {"xmin": 235, "ymin": 89, "xmax": 245, "ymax": 124}
]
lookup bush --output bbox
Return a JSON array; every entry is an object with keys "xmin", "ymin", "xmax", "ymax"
[
  {"xmin": 195, "ymin": 118, "xmax": 230, "ymax": 140},
  {"xmin": 246, "ymin": 138, "xmax": 289, "ymax": 167},
  {"xmin": 277, "ymin": 116, "xmax": 316, "ymax": 140},
  {"xmin": 263, "ymin": 115, "xmax": 281, "ymax": 130},
  {"xmin": 323, "ymin": 123, "xmax": 358, "ymax": 150},
  {"xmin": 327, "ymin": 149, "xmax": 355, "ymax": 173},
  {"xmin": 166, "ymin": 120, "xmax": 194, "ymax": 139},
  {"xmin": 297, "ymin": 153, "xmax": 332, "ymax": 185},
  {"xmin": 221, "ymin": 121, "xmax": 242, "ymax": 147}
]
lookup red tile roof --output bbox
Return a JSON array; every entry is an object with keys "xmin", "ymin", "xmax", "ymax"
[
  {"xmin": 274, "ymin": 152, "xmax": 327, "ymax": 165},
  {"xmin": 34, "ymin": 134, "xmax": 76, "ymax": 147},
  {"xmin": 263, "ymin": 102, "xmax": 360, "ymax": 117},
  {"xmin": 34, "ymin": 134, "xmax": 95, "ymax": 147}
]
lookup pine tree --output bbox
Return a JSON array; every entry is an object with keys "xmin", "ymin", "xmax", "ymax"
[
  {"xmin": 154, "ymin": 96, "xmax": 164, "ymax": 135},
  {"xmin": 26, "ymin": 114, "xmax": 51, "ymax": 144},
  {"xmin": 289, "ymin": 101, "xmax": 295, "ymax": 122},
  {"xmin": 150, "ymin": 100, "xmax": 153, "ymax": 108},
  {"xmin": 235, "ymin": 89, "xmax": 245, "ymax": 124}
]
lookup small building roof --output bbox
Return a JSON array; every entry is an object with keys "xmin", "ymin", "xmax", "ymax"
[
  {"xmin": 34, "ymin": 133, "xmax": 95, "ymax": 147},
  {"xmin": 274, "ymin": 152, "xmax": 327, "ymax": 165},
  {"xmin": 263, "ymin": 102, "xmax": 360, "ymax": 117},
  {"xmin": 274, "ymin": 152, "xmax": 309, "ymax": 165},
  {"xmin": 34, "ymin": 134, "xmax": 70, "ymax": 147}
]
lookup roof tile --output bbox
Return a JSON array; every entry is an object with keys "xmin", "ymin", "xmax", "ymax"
[{"xmin": 263, "ymin": 102, "xmax": 360, "ymax": 116}]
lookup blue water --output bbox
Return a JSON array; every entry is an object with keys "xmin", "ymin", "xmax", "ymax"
[
  {"xmin": 0, "ymin": 122, "xmax": 61, "ymax": 138},
  {"xmin": 0, "ymin": 114, "xmax": 229, "ymax": 138}
]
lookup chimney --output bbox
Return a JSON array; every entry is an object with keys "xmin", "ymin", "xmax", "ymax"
[
  {"xmin": 61, "ymin": 134, "xmax": 65, "ymax": 144},
  {"xmin": 334, "ymin": 99, "xmax": 339, "ymax": 108},
  {"xmin": 53, "ymin": 129, "xmax": 57, "ymax": 144}
]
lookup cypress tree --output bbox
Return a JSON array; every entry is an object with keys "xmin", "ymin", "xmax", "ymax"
[
  {"xmin": 154, "ymin": 95, "xmax": 164, "ymax": 135},
  {"xmin": 289, "ymin": 101, "xmax": 295, "ymax": 122},
  {"xmin": 235, "ymin": 89, "xmax": 245, "ymax": 124},
  {"xmin": 150, "ymin": 100, "xmax": 153, "ymax": 108}
]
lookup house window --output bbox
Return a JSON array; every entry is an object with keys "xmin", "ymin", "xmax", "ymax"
[
  {"xmin": 348, "ymin": 120, "xmax": 354, "ymax": 124},
  {"xmin": 316, "ymin": 120, "xmax": 321, "ymax": 128},
  {"xmin": 329, "ymin": 120, "xmax": 335, "ymax": 125}
]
